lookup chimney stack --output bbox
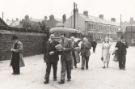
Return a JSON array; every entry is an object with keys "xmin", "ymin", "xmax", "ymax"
[
  {"xmin": 83, "ymin": 11, "xmax": 88, "ymax": 16},
  {"xmin": 130, "ymin": 17, "xmax": 134, "ymax": 24},
  {"xmin": 62, "ymin": 14, "xmax": 66, "ymax": 23},
  {"xmin": 49, "ymin": 15, "xmax": 54, "ymax": 21},
  {"xmin": 99, "ymin": 14, "xmax": 104, "ymax": 19},
  {"xmin": 44, "ymin": 16, "xmax": 48, "ymax": 21},
  {"xmin": 111, "ymin": 18, "xmax": 116, "ymax": 22}
]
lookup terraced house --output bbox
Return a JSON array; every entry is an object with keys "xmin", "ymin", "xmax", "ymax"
[{"xmin": 64, "ymin": 9, "xmax": 119, "ymax": 41}]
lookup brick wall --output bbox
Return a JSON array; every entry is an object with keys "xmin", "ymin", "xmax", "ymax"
[{"xmin": 0, "ymin": 30, "xmax": 47, "ymax": 61}]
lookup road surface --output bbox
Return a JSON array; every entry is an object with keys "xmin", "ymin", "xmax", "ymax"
[{"xmin": 0, "ymin": 43, "xmax": 135, "ymax": 89}]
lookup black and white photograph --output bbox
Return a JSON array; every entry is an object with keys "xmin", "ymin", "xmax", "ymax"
[{"xmin": 0, "ymin": 0, "xmax": 135, "ymax": 89}]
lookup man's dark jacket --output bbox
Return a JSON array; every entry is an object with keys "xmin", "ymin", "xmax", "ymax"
[
  {"xmin": 44, "ymin": 40, "xmax": 60, "ymax": 63},
  {"xmin": 116, "ymin": 41, "xmax": 128, "ymax": 55}
]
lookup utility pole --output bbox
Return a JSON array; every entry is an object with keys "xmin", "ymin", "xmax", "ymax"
[
  {"xmin": 120, "ymin": 14, "xmax": 122, "ymax": 38},
  {"xmin": 130, "ymin": 18, "xmax": 133, "ymax": 44},
  {"xmin": 2, "ymin": 12, "xmax": 4, "ymax": 20},
  {"xmin": 120, "ymin": 14, "xmax": 122, "ymax": 29},
  {"xmin": 73, "ymin": 2, "xmax": 76, "ymax": 29}
]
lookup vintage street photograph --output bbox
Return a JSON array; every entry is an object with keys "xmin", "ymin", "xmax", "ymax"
[{"xmin": 0, "ymin": 0, "xmax": 135, "ymax": 89}]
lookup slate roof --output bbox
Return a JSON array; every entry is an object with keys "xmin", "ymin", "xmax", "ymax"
[
  {"xmin": 0, "ymin": 18, "xmax": 8, "ymax": 27},
  {"xmin": 79, "ymin": 14, "xmax": 119, "ymax": 26}
]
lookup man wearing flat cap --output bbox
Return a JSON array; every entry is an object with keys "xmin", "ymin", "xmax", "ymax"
[{"xmin": 44, "ymin": 34, "xmax": 61, "ymax": 84}]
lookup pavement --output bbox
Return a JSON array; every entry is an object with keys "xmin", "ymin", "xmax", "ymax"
[{"xmin": 0, "ymin": 43, "xmax": 135, "ymax": 89}]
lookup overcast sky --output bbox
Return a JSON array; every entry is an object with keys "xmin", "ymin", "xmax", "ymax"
[{"xmin": 0, "ymin": 0, "xmax": 135, "ymax": 22}]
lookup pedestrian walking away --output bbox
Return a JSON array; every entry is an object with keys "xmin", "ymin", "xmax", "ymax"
[
  {"xmin": 80, "ymin": 37, "xmax": 91, "ymax": 70},
  {"xmin": 10, "ymin": 35, "xmax": 25, "ymax": 75},
  {"xmin": 92, "ymin": 39, "xmax": 97, "ymax": 53}
]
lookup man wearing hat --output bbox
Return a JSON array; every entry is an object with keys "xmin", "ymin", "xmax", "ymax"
[
  {"xmin": 44, "ymin": 34, "xmax": 60, "ymax": 84},
  {"xmin": 115, "ymin": 36, "xmax": 128, "ymax": 70},
  {"xmin": 58, "ymin": 34, "xmax": 73, "ymax": 84},
  {"xmin": 10, "ymin": 35, "xmax": 24, "ymax": 75}
]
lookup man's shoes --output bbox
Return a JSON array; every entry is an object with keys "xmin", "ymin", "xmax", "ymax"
[
  {"xmin": 58, "ymin": 80, "xmax": 65, "ymax": 84},
  {"xmin": 81, "ymin": 67, "xmax": 84, "ymax": 70},
  {"xmin": 12, "ymin": 73, "xmax": 20, "ymax": 75},
  {"xmin": 75, "ymin": 65, "xmax": 77, "ymax": 68},
  {"xmin": 12, "ymin": 73, "xmax": 15, "ymax": 75},
  {"xmin": 103, "ymin": 66, "xmax": 106, "ymax": 69},
  {"xmin": 122, "ymin": 67, "xmax": 126, "ymax": 70},
  {"xmin": 44, "ymin": 81, "xmax": 49, "ymax": 84},
  {"xmin": 67, "ymin": 79, "xmax": 71, "ymax": 81},
  {"xmin": 119, "ymin": 67, "xmax": 123, "ymax": 70}
]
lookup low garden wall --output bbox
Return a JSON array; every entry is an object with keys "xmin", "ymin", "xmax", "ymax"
[{"xmin": 0, "ymin": 29, "xmax": 47, "ymax": 60}]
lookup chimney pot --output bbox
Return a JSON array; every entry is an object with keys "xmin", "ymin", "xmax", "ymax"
[
  {"xmin": 111, "ymin": 18, "xmax": 116, "ymax": 22},
  {"xmin": 99, "ymin": 14, "xmax": 104, "ymax": 19},
  {"xmin": 83, "ymin": 11, "xmax": 88, "ymax": 16}
]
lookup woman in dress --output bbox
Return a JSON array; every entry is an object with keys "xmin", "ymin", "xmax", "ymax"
[{"xmin": 102, "ymin": 37, "xmax": 111, "ymax": 68}]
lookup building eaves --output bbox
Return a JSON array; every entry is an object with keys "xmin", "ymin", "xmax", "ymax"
[
  {"xmin": 0, "ymin": 18, "xmax": 8, "ymax": 27},
  {"xmin": 79, "ymin": 14, "xmax": 119, "ymax": 26}
]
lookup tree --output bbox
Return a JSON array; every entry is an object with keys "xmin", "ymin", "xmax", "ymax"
[{"xmin": 21, "ymin": 15, "xmax": 31, "ymax": 30}]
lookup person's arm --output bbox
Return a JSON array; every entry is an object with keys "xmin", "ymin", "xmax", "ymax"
[
  {"xmin": 63, "ymin": 40, "xmax": 72, "ymax": 51},
  {"xmin": 115, "ymin": 41, "xmax": 119, "ymax": 48},
  {"xmin": 44, "ymin": 42, "xmax": 49, "ymax": 62},
  {"xmin": 13, "ymin": 41, "xmax": 23, "ymax": 53},
  {"xmin": 54, "ymin": 41, "xmax": 62, "ymax": 55},
  {"xmin": 125, "ymin": 42, "xmax": 128, "ymax": 48}
]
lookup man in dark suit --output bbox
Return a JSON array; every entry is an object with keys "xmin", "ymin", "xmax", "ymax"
[
  {"xmin": 115, "ymin": 36, "xmax": 128, "ymax": 70},
  {"xmin": 44, "ymin": 34, "xmax": 60, "ymax": 84},
  {"xmin": 58, "ymin": 34, "xmax": 73, "ymax": 84}
]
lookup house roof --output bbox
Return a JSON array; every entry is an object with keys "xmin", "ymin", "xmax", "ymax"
[
  {"xmin": 0, "ymin": 18, "xmax": 8, "ymax": 27},
  {"xmin": 79, "ymin": 14, "xmax": 119, "ymax": 26},
  {"xmin": 30, "ymin": 18, "xmax": 42, "ymax": 22}
]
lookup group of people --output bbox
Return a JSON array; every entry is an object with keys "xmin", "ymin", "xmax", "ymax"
[
  {"xmin": 101, "ymin": 36, "xmax": 128, "ymax": 70},
  {"xmin": 9, "ymin": 34, "xmax": 128, "ymax": 85},
  {"xmin": 43, "ymin": 34, "xmax": 96, "ymax": 84}
]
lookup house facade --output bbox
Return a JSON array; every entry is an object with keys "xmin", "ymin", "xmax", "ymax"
[
  {"xmin": 64, "ymin": 10, "xmax": 119, "ymax": 41},
  {"xmin": 124, "ymin": 25, "xmax": 135, "ymax": 46}
]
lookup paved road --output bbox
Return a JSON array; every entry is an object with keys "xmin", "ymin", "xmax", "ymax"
[{"xmin": 0, "ymin": 43, "xmax": 135, "ymax": 89}]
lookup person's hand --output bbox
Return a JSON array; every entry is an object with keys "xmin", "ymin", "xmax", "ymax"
[
  {"xmin": 49, "ymin": 51, "xmax": 54, "ymax": 55},
  {"xmin": 115, "ymin": 47, "xmax": 118, "ymax": 50},
  {"xmin": 11, "ymin": 48, "xmax": 15, "ymax": 52},
  {"xmin": 63, "ymin": 48, "xmax": 66, "ymax": 51}
]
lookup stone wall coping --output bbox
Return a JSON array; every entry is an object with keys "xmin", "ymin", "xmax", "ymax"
[{"xmin": 0, "ymin": 30, "xmax": 46, "ymax": 36}]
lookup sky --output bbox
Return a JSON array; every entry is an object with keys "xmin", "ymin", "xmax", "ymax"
[{"xmin": 0, "ymin": 0, "xmax": 135, "ymax": 22}]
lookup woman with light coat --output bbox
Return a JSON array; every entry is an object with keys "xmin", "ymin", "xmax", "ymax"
[{"xmin": 102, "ymin": 37, "xmax": 111, "ymax": 68}]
